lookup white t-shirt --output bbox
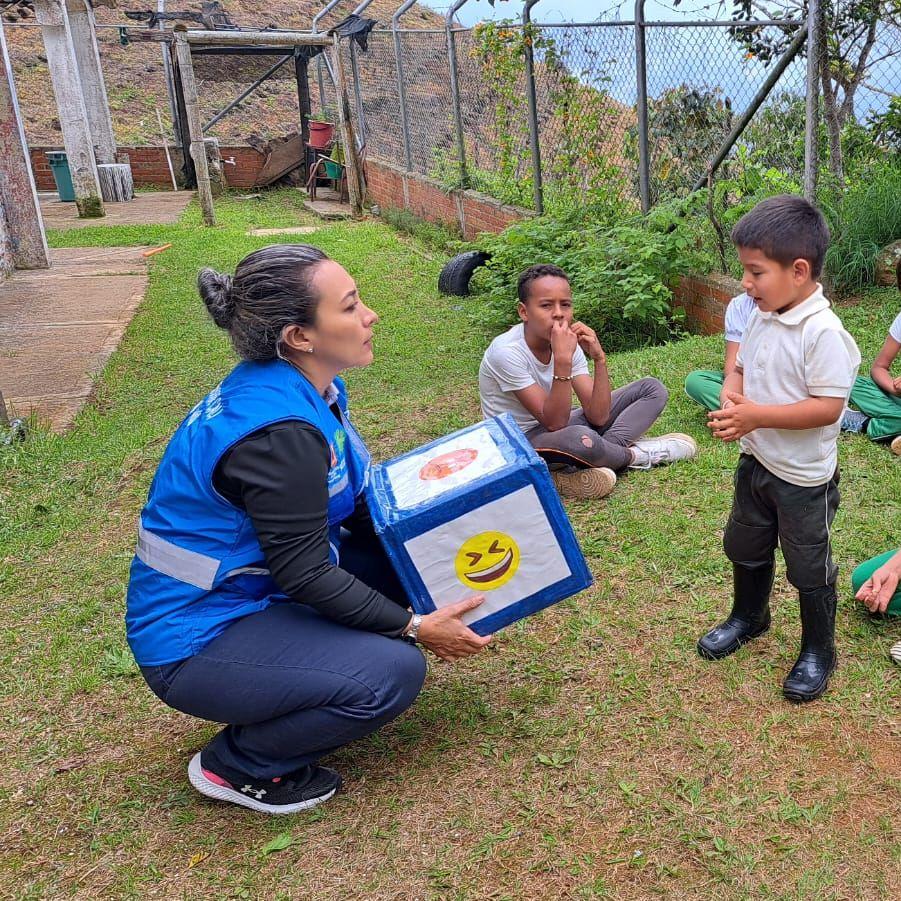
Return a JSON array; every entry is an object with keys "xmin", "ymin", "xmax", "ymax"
[
  {"xmin": 889, "ymin": 310, "xmax": 901, "ymax": 343},
  {"xmin": 479, "ymin": 323, "xmax": 589, "ymax": 432},
  {"xmin": 736, "ymin": 286, "xmax": 861, "ymax": 486},
  {"xmin": 724, "ymin": 292, "xmax": 756, "ymax": 343}
]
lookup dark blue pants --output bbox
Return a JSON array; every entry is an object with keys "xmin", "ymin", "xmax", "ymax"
[{"xmin": 140, "ymin": 534, "xmax": 426, "ymax": 780}]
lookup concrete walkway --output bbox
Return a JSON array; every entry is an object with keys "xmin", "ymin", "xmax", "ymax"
[
  {"xmin": 39, "ymin": 190, "xmax": 191, "ymax": 229},
  {"xmin": 0, "ymin": 246, "xmax": 148, "ymax": 431}
]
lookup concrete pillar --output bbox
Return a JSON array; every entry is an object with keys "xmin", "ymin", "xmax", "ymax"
[
  {"xmin": 65, "ymin": 0, "xmax": 116, "ymax": 164},
  {"xmin": 0, "ymin": 18, "xmax": 50, "ymax": 270},
  {"xmin": 33, "ymin": 0, "xmax": 105, "ymax": 218}
]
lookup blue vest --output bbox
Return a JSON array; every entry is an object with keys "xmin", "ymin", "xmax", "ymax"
[{"xmin": 126, "ymin": 359, "xmax": 371, "ymax": 666}]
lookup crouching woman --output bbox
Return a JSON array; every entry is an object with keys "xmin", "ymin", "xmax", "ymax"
[{"xmin": 126, "ymin": 244, "xmax": 490, "ymax": 815}]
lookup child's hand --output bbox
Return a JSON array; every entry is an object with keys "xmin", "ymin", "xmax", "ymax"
[
  {"xmin": 707, "ymin": 391, "xmax": 761, "ymax": 442},
  {"xmin": 892, "ymin": 376, "xmax": 901, "ymax": 395},
  {"xmin": 550, "ymin": 320, "xmax": 578, "ymax": 363},
  {"xmin": 855, "ymin": 563, "xmax": 901, "ymax": 615},
  {"xmin": 570, "ymin": 321, "xmax": 606, "ymax": 364}
]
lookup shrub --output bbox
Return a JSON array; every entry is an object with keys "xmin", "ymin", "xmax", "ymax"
[
  {"xmin": 821, "ymin": 158, "xmax": 901, "ymax": 295},
  {"xmin": 470, "ymin": 194, "xmax": 712, "ymax": 352}
]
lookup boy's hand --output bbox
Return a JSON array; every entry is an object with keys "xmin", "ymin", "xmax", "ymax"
[
  {"xmin": 550, "ymin": 320, "xmax": 578, "ymax": 364},
  {"xmin": 707, "ymin": 391, "xmax": 761, "ymax": 442},
  {"xmin": 570, "ymin": 321, "xmax": 606, "ymax": 364},
  {"xmin": 855, "ymin": 563, "xmax": 901, "ymax": 615},
  {"xmin": 892, "ymin": 376, "xmax": 901, "ymax": 395}
]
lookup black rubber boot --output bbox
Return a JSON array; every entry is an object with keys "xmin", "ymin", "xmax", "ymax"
[
  {"xmin": 782, "ymin": 586, "xmax": 838, "ymax": 703},
  {"xmin": 697, "ymin": 563, "xmax": 774, "ymax": 660}
]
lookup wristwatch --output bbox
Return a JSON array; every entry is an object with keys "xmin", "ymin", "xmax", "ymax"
[{"xmin": 404, "ymin": 612, "xmax": 423, "ymax": 643}]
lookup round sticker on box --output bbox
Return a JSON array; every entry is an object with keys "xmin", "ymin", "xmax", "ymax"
[
  {"xmin": 419, "ymin": 447, "xmax": 478, "ymax": 481},
  {"xmin": 455, "ymin": 531, "xmax": 520, "ymax": 591}
]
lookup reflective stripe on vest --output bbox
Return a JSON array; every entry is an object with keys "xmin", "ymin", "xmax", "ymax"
[{"xmin": 135, "ymin": 524, "xmax": 220, "ymax": 591}]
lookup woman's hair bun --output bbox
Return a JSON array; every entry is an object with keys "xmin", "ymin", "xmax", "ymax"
[{"xmin": 198, "ymin": 267, "xmax": 235, "ymax": 329}]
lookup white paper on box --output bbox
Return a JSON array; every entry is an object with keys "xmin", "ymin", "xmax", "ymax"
[
  {"xmin": 385, "ymin": 425, "xmax": 507, "ymax": 510},
  {"xmin": 402, "ymin": 485, "xmax": 572, "ymax": 625}
]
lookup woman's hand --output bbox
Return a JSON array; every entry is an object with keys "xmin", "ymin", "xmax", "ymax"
[
  {"xmin": 417, "ymin": 595, "xmax": 493, "ymax": 661},
  {"xmin": 855, "ymin": 555, "xmax": 901, "ymax": 615},
  {"xmin": 571, "ymin": 321, "xmax": 606, "ymax": 365},
  {"xmin": 550, "ymin": 320, "xmax": 578, "ymax": 365}
]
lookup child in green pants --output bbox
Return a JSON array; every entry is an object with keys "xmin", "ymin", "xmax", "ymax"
[
  {"xmin": 853, "ymin": 548, "xmax": 901, "ymax": 664},
  {"xmin": 842, "ymin": 259, "xmax": 901, "ymax": 453},
  {"xmin": 684, "ymin": 292, "xmax": 755, "ymax": 411}
]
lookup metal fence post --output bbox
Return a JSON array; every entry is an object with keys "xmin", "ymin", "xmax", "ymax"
[
  {"xmin": 392, "ymin": 0, "xmax": 417, "ymax": 171},
  {"xmin": 803, "ymin": 0, "xmax": 820, "ymax": 200},
  {"xmin": 634, "ymin": 0, "xmax": 650, "ymax": 213},
  {"xmin": 523, "ymin": 0, "xmax": 544, "ymax": 214},
  {"xmin": 349, "ymin": 0, "xmax": 376, "ymax": 148},
  {"xmin": 312, "ymin": 0, "xmax": 344, "ymax": 117},
  {"xmin": 446, "ymin": 0, "xmax": 471, "ymax": 189}
]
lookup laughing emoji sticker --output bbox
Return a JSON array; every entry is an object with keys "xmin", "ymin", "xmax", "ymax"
[{"xmin": 455, "ymin": 531, "xmax": 520, "ymax": 591}]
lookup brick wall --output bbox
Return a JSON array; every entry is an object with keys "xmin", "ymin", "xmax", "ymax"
[
  {"xmin": 365, "ymin": 157, "xmax": 529, "ymax": 240},
  {"xmin": 672, "ymin": 273, "xmax": 742, "ymax": 336},
  {"xmin": 28, "ymin": 145, "xmax": 266, "ymax": 191}
]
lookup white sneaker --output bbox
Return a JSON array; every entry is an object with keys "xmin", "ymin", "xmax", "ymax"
[
  {"xmin": 628, "ymin": 433, "xmax": 698, "ymax": 469},
  {"xmin": 890, "ymin": 640, "xmax": 901, "ymax": 666},
  {"xmin": 551, "ymin": 466, "xmax": 616, "ymax": 499}
]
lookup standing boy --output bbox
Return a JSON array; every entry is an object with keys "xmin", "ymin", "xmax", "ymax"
[{"xmin": 699, "ymin": 195, "xmax": 861, "ymax": 703}]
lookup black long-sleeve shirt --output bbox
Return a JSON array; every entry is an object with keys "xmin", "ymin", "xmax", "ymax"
[{"xmin": 213, "ymin": 419, "xmax": 411, "ymax": 637}]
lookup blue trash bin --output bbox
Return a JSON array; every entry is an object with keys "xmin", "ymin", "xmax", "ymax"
[{"xmin": 46, "ymin": 151, "xmax": 76, "ymax": 202}]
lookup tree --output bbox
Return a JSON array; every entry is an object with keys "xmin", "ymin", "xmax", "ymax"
[{"xmin": 729, "ymin": 0, "xmax": 901, "ymax": 182}]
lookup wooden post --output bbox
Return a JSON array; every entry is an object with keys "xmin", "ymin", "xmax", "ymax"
[
  {"xmin": 64, "ymin": 0, "xmax": 116, "ymax": 164},
  {"xmin": 174, "ymin": 35, "xmax": 215, "ymax": 226},
  {"xmin": 170, "ymin": 43, "xmax": 194, "ymax": 188},
  {"xmin": 331, "ymin": 35, "xmax": 363, "ymax": 218},
  {"xmin": 0, "ymin": 17, "xmax": 49, "ymax": 269},
  {"xmin": 34, "ymin": 0, "xmax": 105, "ymax": 218}
]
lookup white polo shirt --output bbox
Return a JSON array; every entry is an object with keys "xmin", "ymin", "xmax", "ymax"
[
  {"xmin": 889, "ymin": 309, "xmax": 901, "ymax": 343},
  {"xmin": 736, "ymin": 286, "xmax": 861, "ymax": 486},
  {"xmin": 724, "ymin": 292, "xmax": 756, "ymax": 343},
  {"xmin": 479, "ymin": 323, "xmax": 589, "ymax": 432}
]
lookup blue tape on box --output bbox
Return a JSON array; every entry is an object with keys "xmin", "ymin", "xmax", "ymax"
[{"xmin": 367, "ymin": 413, "xmax": 593, "ymax": 635}]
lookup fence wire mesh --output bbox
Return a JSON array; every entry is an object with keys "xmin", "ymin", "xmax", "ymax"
[
  {"xmin": 341, "ymin": 14, "xmax": 901, "ymax": 218},
  {"xmin": 643, "ymin": 23, "xmax": 807, "ymax": 204},
  {"xmin": 532, "ymin": 24, "xmax": 637, "ymax": 210}
]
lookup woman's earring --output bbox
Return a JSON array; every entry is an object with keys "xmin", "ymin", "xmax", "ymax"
[{"xmin": 306, "ymin": 346, "xmax": 314, "ymax": 354}]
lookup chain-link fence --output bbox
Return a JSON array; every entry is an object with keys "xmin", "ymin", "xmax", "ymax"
[{"xmin": 331, "ymin": 10, "xmax": 901, "ymax": 217}]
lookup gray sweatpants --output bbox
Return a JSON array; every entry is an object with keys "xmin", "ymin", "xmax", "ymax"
[{"xmin": 525, "ymin": 377, "xmax": 668, "ymax": 472}]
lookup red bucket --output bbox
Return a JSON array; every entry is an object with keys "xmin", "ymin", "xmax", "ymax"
[{"xmin": 308, "ymin": 121, "xmax": 335, "ymax": 149}]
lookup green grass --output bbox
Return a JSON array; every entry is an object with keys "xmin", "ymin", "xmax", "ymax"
[{"xmin": 1, "ymin": 190, "xmax": 899, "ymax": 899}]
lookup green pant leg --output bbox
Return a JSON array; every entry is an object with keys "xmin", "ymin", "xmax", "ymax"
[
  {"xmin": 851, "ymin": 550, "xmax": 901, "ymax": 616},
  {"xmin": 684, "ymin": 370, "xmax": 725, "ymax": 412},
  {"xmin": 849, "ymin": 376, "xmax": 901, "ymax": 441}
]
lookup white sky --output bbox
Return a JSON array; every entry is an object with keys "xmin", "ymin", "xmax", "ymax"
[{"xmin": 419, "ymin": 0, "xmax": 737, "ymax": 26}]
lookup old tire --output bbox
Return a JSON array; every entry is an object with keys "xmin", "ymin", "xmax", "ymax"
[{"xmin": 438, "ymin": 250, "xmax": 491, "ymax": 296}]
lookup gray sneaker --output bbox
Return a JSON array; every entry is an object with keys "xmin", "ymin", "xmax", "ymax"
[
  {"xmin": 840, "ymin": 409, "xmax": 869, "ymax": 433},
  {"xmin": 628, "ymin": 433, "xmax": 698, "ymax": 469}
]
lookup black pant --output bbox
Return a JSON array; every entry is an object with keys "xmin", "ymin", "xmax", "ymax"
[
  {"xmin": 724, "ymin": 454, "xmax": 840, "ymax": 590},
  {"xmin": 140, "ymin": 532, "xmax": 426, "ymax": 781}
]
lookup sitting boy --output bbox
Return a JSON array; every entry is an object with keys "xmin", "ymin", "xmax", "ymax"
[
  {"xmin": 700, "ymin": 195, "xmax": 861, "ymax": 703},
  {"xmin": 684, "ymin": 291, "xmax": 756, "ymax": 411},
  {"xmin": 841, "ymin": 258, "xmax": 901, "ymax": 453},
  {"xmin": 478, "ymin": 264, "xmax": 697, "ymax": 500}
]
